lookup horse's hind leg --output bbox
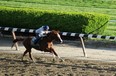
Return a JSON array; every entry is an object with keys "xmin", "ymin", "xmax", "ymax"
[
  {"xmin": 22, "ymin": 49, "xmax": 28, "ymax": 61},
  {"xmin": 22, "ymin": 49, "xmax": 35, "ymax": 62},
  {"xmin": 29, "ymin": 51, "xmax": 35, "ymax": 62},
  {"xmin": 11, "ymin": 43, "xmax": 15, "ymax": 49}
]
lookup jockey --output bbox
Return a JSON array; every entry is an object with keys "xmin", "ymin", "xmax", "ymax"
[{"xmin": 34, "ymin": 25, "xmax": 50, "ymax": 44}]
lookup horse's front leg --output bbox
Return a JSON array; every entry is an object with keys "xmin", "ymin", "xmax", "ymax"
[{"xmin": 50, "ymin": 48, "xmax": 64, "ymax": 62}]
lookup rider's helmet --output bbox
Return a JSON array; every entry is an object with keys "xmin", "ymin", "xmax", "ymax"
[{"xmin": 43, "ymin": 25, "xmax": 49, "ymax": 31}]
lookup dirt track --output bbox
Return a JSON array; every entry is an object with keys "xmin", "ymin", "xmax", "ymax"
[
  {"xmin": 0, "ymin": 37, "xmax": 116, "ymax": 76},
  {"xmin": 0, "ymin": 53, "xmax": 116, "ymax": 76}
]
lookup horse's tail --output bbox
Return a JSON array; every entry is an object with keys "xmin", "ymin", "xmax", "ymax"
[{"xmin": 11, "ymin": 38, "xmax": 24, "ymax": 49}]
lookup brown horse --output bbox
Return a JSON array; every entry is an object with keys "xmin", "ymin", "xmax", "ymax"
[{"xmin": 11, "ymin": 30, "xmax": 63, "ymax": 62}]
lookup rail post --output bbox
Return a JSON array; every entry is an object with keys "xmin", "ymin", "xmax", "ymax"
[
  {"xmin": 79, "ymin": 37, "xmax": 86, "ymax": 57},
  {"xmin": 12, "ymin": 32, "xmax": 19, "ymax": 50}
]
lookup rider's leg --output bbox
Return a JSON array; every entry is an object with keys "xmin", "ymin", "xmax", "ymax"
[{"xmin": 34, "ymin": 36, "xmax": 41, "ymax": 44}]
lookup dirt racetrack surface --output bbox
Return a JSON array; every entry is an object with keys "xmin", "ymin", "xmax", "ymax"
[
  {"xmin": 0, "ymin": 53, "xmax": 116, "ymax": 76},
  {"xmin": 0, "ymin": 37, "xmax": 116, "ymax": 76}
]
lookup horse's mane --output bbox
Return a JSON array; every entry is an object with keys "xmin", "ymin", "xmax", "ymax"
[
  {"xmin": 47, "ymin": 30, "xmax": 60, "ymax": 35},
  {"xmin": 42, "ymin": 30, "xmax": 59, "ymax": 40}
]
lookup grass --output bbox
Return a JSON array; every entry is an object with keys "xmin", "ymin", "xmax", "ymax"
[
  {"xmin": 0, "ymin": 0, "xmax": 116, "ymax": 20},
  {"xmin": 0, "ymin": 0, "xmax": 116, "ymax": 36},
  {"xmin": 1, "ymin": 0, "xmax": 116, "ymax": 8},
  {"xmin": 103, "ymin": 22, "xmax": 116, "ymax": 36}
]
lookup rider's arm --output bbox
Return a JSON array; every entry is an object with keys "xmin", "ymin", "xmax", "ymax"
[{"xmin": 39, "ymin": 31, "xmax": 46, "ymax": 37}]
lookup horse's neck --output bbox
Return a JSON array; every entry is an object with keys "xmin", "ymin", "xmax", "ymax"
[{"xmin": 43, "ymin": 36, "xmax": 53, "ymax": 42}]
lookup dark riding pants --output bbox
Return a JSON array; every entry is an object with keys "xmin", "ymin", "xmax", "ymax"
[{"xmin": 34, "ymin": 33, "xmax": 41, "ymax": 44}]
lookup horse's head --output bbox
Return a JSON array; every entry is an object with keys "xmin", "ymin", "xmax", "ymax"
[{"xmin": 47, "ymin": 30, "xmax": 63, "ymax": 43}]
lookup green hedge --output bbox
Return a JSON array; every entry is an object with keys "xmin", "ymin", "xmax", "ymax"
[{"xmin": 0, "ymin": 7, "xmax": 109, "ymax": 34}]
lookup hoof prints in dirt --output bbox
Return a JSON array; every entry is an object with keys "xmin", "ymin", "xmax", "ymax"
[{"xmin": 0, "ymin": 53, "xmax": 116, "ymax": 76}]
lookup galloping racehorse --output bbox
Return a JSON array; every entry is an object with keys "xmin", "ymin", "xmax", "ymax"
[{"xmin": 11, "ymin": 30, "xmax": 63, "ymax": 62}]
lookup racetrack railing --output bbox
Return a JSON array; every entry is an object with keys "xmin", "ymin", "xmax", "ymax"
[
  {"xmin": 0, "ymin": 26, "xmax": 116, "ymax": 57},
  {"xmin": 0, "ymin": 26, "xmax": 116, "ymax": 40}
]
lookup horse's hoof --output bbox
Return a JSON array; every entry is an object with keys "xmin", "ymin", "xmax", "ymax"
[
  {"xmin": 32, "ymin": 60, "xmax": 36, "ymax": 63},
  {"xmin": 60, "ymin": 59, "xmax": 64, "ymax": 62},
  {"xmin": 52, "ymin": 59, "xmax": 55, "ymax": 63}
]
